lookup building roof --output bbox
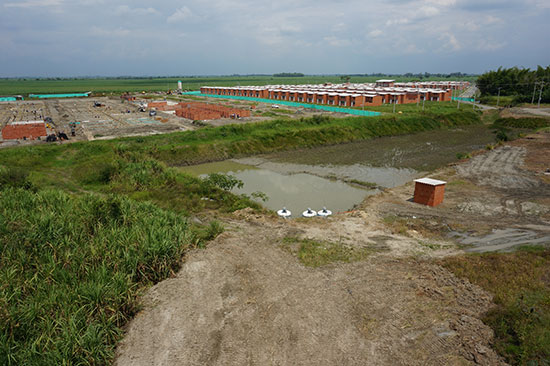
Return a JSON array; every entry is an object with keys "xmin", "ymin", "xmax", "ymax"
[{"xmin": 414, "ymin": 178, "xmax": 446, "ymax": 186}]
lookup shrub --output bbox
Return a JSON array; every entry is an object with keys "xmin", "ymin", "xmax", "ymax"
[
  {"xmin": 0, "ymin": 166, "xmax": 35, "ymax": 191},
  {"xmin": 204, "ymin": 173, "xmax": 243, "ymax": 191}
]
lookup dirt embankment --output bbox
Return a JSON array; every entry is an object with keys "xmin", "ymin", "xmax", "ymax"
[
  {"xmin": 116, "ymin": 218, "xmax": 504, "ymax": 366},
  {"xmin": 115, "ymin": 132, "xmax": 549, "ymax": 365}
]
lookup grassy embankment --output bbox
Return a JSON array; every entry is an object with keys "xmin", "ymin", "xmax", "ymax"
[
  {"xmin": 442, "ymin": 247, "xmax": 550, "ymax": 365},
  {"xmin": 0, "ymin": 75, "xmax": 477, "ymax": 96},
  {"xmin": 0, "ymin": 107, "xmax": 482, "ymax": 365},
  {"xmin": 492, "ymin": 117, "xmax": 550, "ymax": 130}
]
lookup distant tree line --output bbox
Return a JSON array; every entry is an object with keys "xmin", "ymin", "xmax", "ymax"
[
  {"xmin": 273, "ymin": 72, "xmax": 305, "ymax": 77},
  {"xmin": 477, "ymin": 65, "xmax": 550, "ymax": 103}
]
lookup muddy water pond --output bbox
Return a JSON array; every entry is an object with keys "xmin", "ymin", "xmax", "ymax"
[{"xmin": 181, "ymin": 125, "xmax": 496, "ymax": 216}]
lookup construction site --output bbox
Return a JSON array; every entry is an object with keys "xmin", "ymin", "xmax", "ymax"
[
  {"xmin": 0, "ymin": 97, "xmax": 195, "ymax": 147},
  {"xmin": 1, "ymin": 79, "xmax": 469, "ymax": 147}
]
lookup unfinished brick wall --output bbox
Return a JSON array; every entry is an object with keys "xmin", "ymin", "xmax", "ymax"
[
  {"xmin": 2, "ymin": 123, "xmax": 47, "ymax": 140},
  {"xmin": 147, "ymin": 101, "xmax": 169, "ymax": 110},
  {"xmin": 174, "ymin": 102, "xmax": 250, "ymax": 120}
]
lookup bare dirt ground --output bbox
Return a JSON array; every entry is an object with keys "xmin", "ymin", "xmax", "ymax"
[
  {"xmin": 505, "ymin": 107, "xmax": 550, "ymax": 118},
  {"xmin": 362, "ymin": 132, "xmax": 550, "ymax": 251},
  {"xmin": 116, "ymin": 217, "xmax": 503, "ymax": 366}
]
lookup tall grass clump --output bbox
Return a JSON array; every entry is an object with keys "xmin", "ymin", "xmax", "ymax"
[
  {"xmin": 441, "ymin": 248, "xmax": 550, "ymax": 365},
  {"xmin": 0, "ymin": 188, "xmax": 195, "ymax": 365},
  {"xmin": 0, "ymin": 166, "xmax": 35, "ymax": 191}
]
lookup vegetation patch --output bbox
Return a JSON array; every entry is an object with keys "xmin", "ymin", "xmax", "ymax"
[
  {"xmin": 441, "ymin": 247, "xmax": 550, "ymax": 365},
  {"xmin": 0, "ymin": 188, "xmax": 217, "ymax": 365},
  {"xmin": 492, "ymin": 117, "xmax": 550, "ymax": 130},
  {"xmin": 281, "ymin": 237, "xmax": 375, "ymax": 267}
]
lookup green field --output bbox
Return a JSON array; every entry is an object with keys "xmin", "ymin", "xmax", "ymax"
[{"xmin": 0, "ymin": 75, "xmax": 477, "ymax": 96}]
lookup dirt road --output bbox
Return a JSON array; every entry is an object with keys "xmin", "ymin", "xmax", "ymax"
[{"xmin": 456, "ymin": 146, "xmax": 540, "ymax": 190}]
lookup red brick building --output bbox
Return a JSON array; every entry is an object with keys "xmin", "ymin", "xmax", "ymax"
[
  {"xmin": 200, "ymin": 81, "xmax": 464, "ymax": 108},
  {"xmin": 413, "ymin": 178, "xmax": 446, "ymax": 207},
  {"xmin": 1, "ymin": 121, "xmax": 47, "ymax": 140}
]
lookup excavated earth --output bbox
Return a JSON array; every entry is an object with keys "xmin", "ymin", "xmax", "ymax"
[
  {"xmin": 116, "ymin": 131, "xmax": 550, "ymax": 365},
  {"xmin": 116, "ymin": 217, "xmax": 504, "ymax": 366}
]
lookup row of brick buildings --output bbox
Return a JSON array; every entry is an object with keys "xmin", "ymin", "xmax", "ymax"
[
  {"xmin": 200, "ymin": 80, "xmax": 468, "ymax": 108},
  {"xmin": 147, "ymin": 101, "xmax": 251, "ymax": 120}
]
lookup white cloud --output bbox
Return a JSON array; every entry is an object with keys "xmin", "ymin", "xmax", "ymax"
[
  {"xmin": 439, "ymin": 32, "xmax": 461, "ymax": 51},
  {"xmin": 167, "ymin": 6, "xmax": 196, "ymax": 23},
  {"xmin": 367, "ymin": 29, "xmax": 383, "ymax": 38},
  {"xmin": 477, "ymin": 39, "xmax": 507, "ymax": 51},
  {"xmin": 425, "ymin": 0, "xmax": 456, "ymax": 6},
  {"xmin": 114, "ymin": 5, "xmax": 158, "ymax": 16},
  {"xmin": 331, "ymin": 22, "xmax": 347, "ymax": 32},
  {"xmin": 323, "ymin": 36, "xmax": 352, "ymax": 47},
  {"xmin": 386, "ymin": 18, "xmax": 409, "ymax": 26},
  {"xmin": 484, "ymin": 15, "xmax": 503, "ymax": 24},
  {"xmin": 4, "ymin": 0, "xmax": 63, "ymax": 8},
  {"xmin": 419, "ymin": 5, "xmax": 440, "ymax": 17},
  {"xmin": 90, "ymin": 26, "xmax": 130, "ymax": 37}
]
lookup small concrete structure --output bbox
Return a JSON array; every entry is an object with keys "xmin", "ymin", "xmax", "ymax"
[{"xmin": 413, "ymin": 178, "xmax": 446, "ymax": 207}]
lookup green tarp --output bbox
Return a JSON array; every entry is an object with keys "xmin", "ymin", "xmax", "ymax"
[
  {"xmin": 0, "ymin": 97, "xmax": 17, "ymax": 102},
  {"xmin": 452, "ymin": 96, "xmax": 475, "ymax": 102},
  {"xmin": 29, "ymin": 93, "xmax": 91, "ymax": 99}
]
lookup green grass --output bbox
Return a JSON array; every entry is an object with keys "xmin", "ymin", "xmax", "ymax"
[
  {"xmin": 281, "ymin": 237, "xmax": 375, "ymax": 267},
  {"xmin": 0, "ymin": 188, "xmax": 200, "ymax": 365},
  {"xmin": 441, "ymin": 248, "xmax": 550, "ymax": 365},
  {"xmin": 479, "ymin": 95, "xmax": 516, "ymax": 107},
  {"xmin": 0, "ymin": 109, "xmax": 481, "ymax": 171},
  {"xmin": 492, "ymin": 117, "xmax": 550, "ymax": 129},
  {"xmin": 0, "ymin": 75, "xmax": 477, "ymax": 96}
]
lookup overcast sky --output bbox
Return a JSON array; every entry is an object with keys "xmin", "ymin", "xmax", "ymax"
[{"xmin": 0, "ymin": 0, "xmax": 548, "ymax": 77}]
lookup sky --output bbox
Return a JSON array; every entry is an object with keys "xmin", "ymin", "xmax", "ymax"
[{"xmin": 0, "ymin": 0, "xmax": 548, "ymax": 77}]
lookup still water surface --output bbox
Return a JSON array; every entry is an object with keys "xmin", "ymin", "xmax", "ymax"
[{"xmin": 181, "ymin": 126, "xmax": 496, "ymax": 216}]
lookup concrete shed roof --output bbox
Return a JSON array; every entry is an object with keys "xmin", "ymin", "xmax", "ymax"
[{"xmin": 415, "ymin": 178, "xmax": 446, "ymax": 186}]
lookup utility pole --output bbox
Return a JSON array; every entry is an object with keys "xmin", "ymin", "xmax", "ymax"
[
  {"xmin": 496, "ymin": 87, "xmax": 501, "ymax": 107},
  {"xmin": 531, "ymin": 82, "xmax": 538, "ymax": 104},
  {"xmin": 422, "ymin": 97, "xmax": 425, "ymax": 111},
  {"xmin": 393, "ymin": 98, "xmax": 396, "ymax": 113},
  {"xmin": 538, "ymin": 82, "xmax": 544, "ymax": 108},
  {"xmin": 457, "ymin": 97, "xmax": 460, "ymax": 109}
]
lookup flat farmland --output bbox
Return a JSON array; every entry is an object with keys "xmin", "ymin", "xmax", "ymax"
[{"xmin": 0, "ymin": 75, "xmax": 477, "ymax": 96}]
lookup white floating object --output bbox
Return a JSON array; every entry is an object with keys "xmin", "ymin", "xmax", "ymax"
[
  {"xmin": 277, "ymin": 207, "xmax": 291, "ymax": 218},
  {"xmin": 317, "ymin": 207, "xmax": 332, "ymax": 217},
  {"xmin": 302, "ymin": 208, "xmax": 317, "ymax": 218}
]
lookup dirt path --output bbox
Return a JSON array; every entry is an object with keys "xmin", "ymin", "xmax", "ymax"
[
  {"xmin": 456, "ymin": 146, "xmax": 540, "ymax": 190},
  {"xmin": 116, "ymin": 217, "xmax": 504, "ymax": 365}
]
